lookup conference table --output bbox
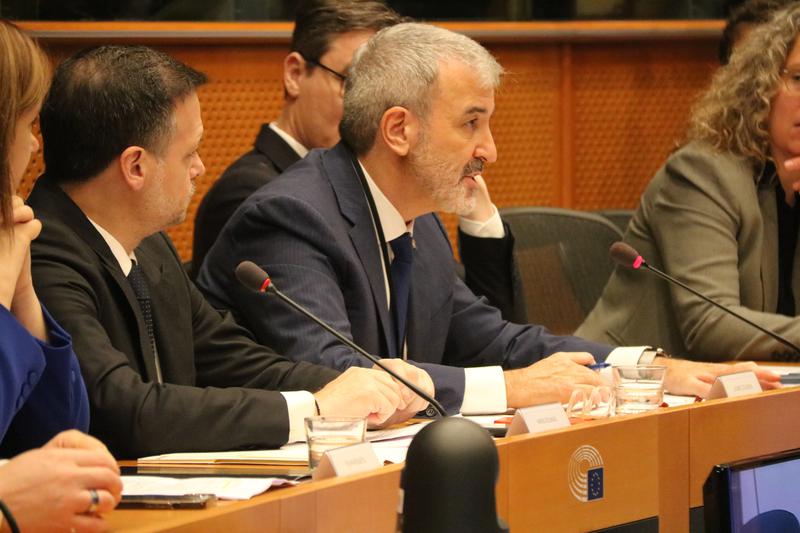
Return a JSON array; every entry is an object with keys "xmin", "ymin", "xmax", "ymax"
[{"xmin": 106, "ymin": 386, "xmax": 800, "ymax": 532}]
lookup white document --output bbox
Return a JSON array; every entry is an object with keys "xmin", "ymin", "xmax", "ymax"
[
  {"xmin": 366, "ymin": 421, "xmax": 430, "ymax": 442},
  {"xmin": 663, "ymin": 393, "xmax": 699, "ymax": 406},
  {"xmin": 122, "ymin": 476, "xmax": 296, "ymax": 500},
  {"xmin": 138, "ymin": 422, "xmax": 431, "ymax": 468}
]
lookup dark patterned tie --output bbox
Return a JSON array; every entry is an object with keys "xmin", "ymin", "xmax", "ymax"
[
  {"xmin": 389, "ymin": 233, "xmax": 413, "ymax": 356},
  {"xmin": 127, "ymin": 262, "xmax": 163, "ymax": 383}
]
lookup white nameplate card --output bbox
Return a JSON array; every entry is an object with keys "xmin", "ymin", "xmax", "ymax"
[
  {"xmin": 708, "ymin": 371, "xmax": 762, "ymax": 400},
  {"xmin": 313, "ymin": 441, "xmax": 382, "ymax": 480},
  {"xmin": 506, "ymin": 403, "xmax": 570, "ymax": 437}
]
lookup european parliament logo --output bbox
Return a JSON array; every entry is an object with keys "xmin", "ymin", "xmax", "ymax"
[{"xmin": 568, "ymin": 445, "xmax": 604, "ymax": 502}]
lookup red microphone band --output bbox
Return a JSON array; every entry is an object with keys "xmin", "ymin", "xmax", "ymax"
[
  {"xmin": 259, "ymin": 278, "xmax": 271, "ymax": 293},
  {"xmin": 632, "ymin": 256, "xmax": 644, "ymax": 269}
]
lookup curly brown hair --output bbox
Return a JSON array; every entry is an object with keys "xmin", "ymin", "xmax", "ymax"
[{"xmin": 687, "ymin": 3, "xmax": 800, "ymax": 172}]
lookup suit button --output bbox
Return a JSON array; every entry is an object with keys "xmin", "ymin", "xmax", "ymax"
[
  {"xmin": 424, "ymin": 406, "xmax": 436, "ymax": 417},
  {"xmin": 27, "ymin": 370, "xmax": 38, "ymax": 386}
]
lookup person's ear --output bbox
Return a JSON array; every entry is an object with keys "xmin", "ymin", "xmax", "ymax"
[
  {"xmin": 118, "ymin": 146, "xmax": 149, "ymax": 192},
  {"xmin": 283, "ymin": 52, "xmax": 307, "ymax": 99},
  {"xmin": 379, "ymin": 106, "xmax": 420, "ymax": 157}
]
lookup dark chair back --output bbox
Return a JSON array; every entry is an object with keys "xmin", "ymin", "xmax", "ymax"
[
  {"xmin": 594, "ymin": 208, "xmax": 634, "ymax": 235},
  {"xmin": 500, "ymin": 207, "xmax": 623, "ymax": 334}
]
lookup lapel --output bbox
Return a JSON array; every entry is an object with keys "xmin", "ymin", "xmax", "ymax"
[
  {"xmin": 254, "ymin": 124, "xmax": 302, "ymax": 174},
  {"xmin": 758, "ymin": 179, "xmax": 778, "ymax": 312},
  {"xmin": 30, "ymin": 175, "xmax": 163, "ymax": 382},
  {"xmin": 323, "ymin": 143, "xmax": 397, "ymax": 355}
]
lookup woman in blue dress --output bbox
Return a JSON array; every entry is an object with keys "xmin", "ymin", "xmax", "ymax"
[{"xmin": 0, "ymin": 20, "xmax": 121, "ymax": 532}]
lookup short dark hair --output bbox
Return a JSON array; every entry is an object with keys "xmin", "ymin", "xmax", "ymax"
[
  {"xmin": 291, "ymin": 0, "xmax": 404, "ymax": 65},
  {"xmin": 719, "ymin": 0, "xmax": 794, "ymax": 64},
  {"xmin": 40, "ymin": 45, "xmax": 207, "ymax": 184}
]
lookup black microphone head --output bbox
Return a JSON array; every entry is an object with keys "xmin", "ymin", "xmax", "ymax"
[
  {"xmin": 235, "ymin": 261, "xmax": 271, "ymax": 293},
  {"xmin": 400, "ymin": 418, "xmax": 508, "ymax": 533},
  {"xmin": 609, "ymin": 241, "xmax": 644, "ymax": 269}
]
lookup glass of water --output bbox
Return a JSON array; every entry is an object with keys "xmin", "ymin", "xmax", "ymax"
[
  {"xmin": 304, "ymin": 416, "xmax": 366, "ymax": 469},
  {"xmin": 611, "ymin": 365, "xmax": 667, "ymax": 415}
]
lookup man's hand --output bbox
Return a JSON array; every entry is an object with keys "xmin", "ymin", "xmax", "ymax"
[
  {"xmin": 658, "ymin": 357, "xmax": 782, "ymax": 398},
  {"xmin": 370, "ymin": 359, "xmax": 435, "ymax": 425},
  {"xmin": 504, "ymin": 352, "xmax": 604, "ymax": 408},
  {"xmin": 0, "ymin": 433, "xmax": 122, "ymax": 533},
  {"xmin": 462, "ymin": 175, "xmax": 495, "ymax": 223},
  {"xmin": 314, "ymin": 367, "xmax": 402, "ymax": 426}
]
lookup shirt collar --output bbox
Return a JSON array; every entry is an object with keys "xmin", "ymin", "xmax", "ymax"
[
  {"xmin": 88, "ymin": 218, "xmax": 136, "ymax": 275},
  {"xmin": 358, "ymin": 160, "xmax": 413, "ymax": 242},
  {"xmin": 269, "ymin": 122, "xmax": 309, "ymax": 158}
]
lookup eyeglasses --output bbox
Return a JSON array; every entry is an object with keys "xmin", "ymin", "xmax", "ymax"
[
  {"xmin": 303, "ymin": 55, "xmax": 347, "ymax": 96},
  {"xmin": 780, "ymin": 68, "xmax": 800, "ymax": 95}
]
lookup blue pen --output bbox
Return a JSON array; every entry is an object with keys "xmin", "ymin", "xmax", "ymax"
[{"xmin": 588, "ymin": 362, "xmax": 610, "ymax": 371}]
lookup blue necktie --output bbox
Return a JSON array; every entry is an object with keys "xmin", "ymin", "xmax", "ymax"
[{"xmin": 389, "ymin": 233, "xmax": 413, "ymax": 356}]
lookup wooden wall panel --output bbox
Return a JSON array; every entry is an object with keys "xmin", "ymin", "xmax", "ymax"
[
  {"xmin": 571, "ymin": 41, "xmax": 718, "ymax": 210},
  {"xmin": 17, "ymin": 24, "xmax": 721, "ymax": 262}
]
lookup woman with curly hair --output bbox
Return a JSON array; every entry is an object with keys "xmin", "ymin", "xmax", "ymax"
[
  {"xmin": 0, "ymin": 20, "xmax": 121, "ymax": 532},
  {"xmin": 577, "ymin": 3, "xmax": 800, "ymax": 362}
]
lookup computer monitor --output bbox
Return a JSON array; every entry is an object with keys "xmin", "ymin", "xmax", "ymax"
[{"xmin": 703, "ymin": 447, "xmax": 800, "ymax": 533}]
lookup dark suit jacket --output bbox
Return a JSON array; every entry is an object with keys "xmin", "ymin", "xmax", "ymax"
[
  {"xmin": 193, "ymin": 124, "xmax": 522, "ymax": 319},
  {"xmin": 0, "ymin": 306, "xmax": 89, "ymax": 456},
  {"xmin": 197, "ymin": 142, "xmax": 612, "ymax": 413},
  {"xmin": 28, "ymin": 175, "xmax": 339, "ymax": 457},
  {"xmin": 192, "ymin": 125, "xmax": 300, "ymax": 277}
]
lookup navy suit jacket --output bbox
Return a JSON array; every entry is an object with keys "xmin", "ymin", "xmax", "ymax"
[
  {"xmin": 198, "ymin": 142, "xmax": 613, "ymax": 413},
  {"xmin": 0, "ymin": 305, "xmax": 89, "ymax": 456}
]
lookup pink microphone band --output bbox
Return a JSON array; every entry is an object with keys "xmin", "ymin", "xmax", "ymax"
[
  {"xmin": 632, "ymin": 256, "xmax": 644, "ymax": 269},
  {"xmin": 259, "ymin": 278, "xmax": 271, "ymax": 292}
]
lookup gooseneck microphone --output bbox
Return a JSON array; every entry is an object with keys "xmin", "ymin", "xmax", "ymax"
[
  {"xmin": 235, "ymin": 261, "xmax": 447, "ymax": 417},
  {"xmin": 609, "ymin": 241, "xmax": 800, "ymax": 355}
]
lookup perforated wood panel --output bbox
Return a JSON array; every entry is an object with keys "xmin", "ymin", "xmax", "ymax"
[
  {"xmin": 571, "ymin": 41, "xmax": 718, "ymax": 210},
  {"xmin": 18, "ymin": 33, "xmax": 719, "ymax": 262}
]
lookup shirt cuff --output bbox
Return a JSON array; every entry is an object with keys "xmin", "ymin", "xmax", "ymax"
[
  {"xmin": 606, "ymin": 346, "xmax": 649, "ymax": 366},
  {"xmin": 460, "ymin": 366, "xmax": 507, "ymax": 414},
  {"xmin": 458, "ymin": 204, "xmax": 505, "ymax": 238},
  {"xmin": 281, "ymin": 391, "xmax": 316, "ymax": 443}
]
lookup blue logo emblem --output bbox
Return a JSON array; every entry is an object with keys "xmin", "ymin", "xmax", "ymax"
[
  {"xmin": 587, "ymin": 467, "xmax": 604, "ymax": 501},
  {"xmin": 568, "ymin": 445, "xmax": 604, "ymax": 502}
]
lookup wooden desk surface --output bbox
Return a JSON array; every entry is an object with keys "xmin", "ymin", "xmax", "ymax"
[{"xmin": 107, "ymin": 386, "xmax": 800, "ymax": 532}]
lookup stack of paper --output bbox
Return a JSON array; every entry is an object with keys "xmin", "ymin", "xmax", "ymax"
[
  {"xmin": 138, "ymin": 446, "xmax": 308, "ymax": 467},
  {"xmin": 122, "ymin": 476, "xmax": 295, "ymax": 500}
]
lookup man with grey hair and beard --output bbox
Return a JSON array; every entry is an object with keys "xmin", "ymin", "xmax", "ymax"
[{"xmin": 198, "ymin": 23, "xmax": 771, "ymax": 415}]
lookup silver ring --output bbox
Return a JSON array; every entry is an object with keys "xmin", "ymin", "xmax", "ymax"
[{"xmin": 86, "ymin": 488, "xmax": 100, "ymax": 514}]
